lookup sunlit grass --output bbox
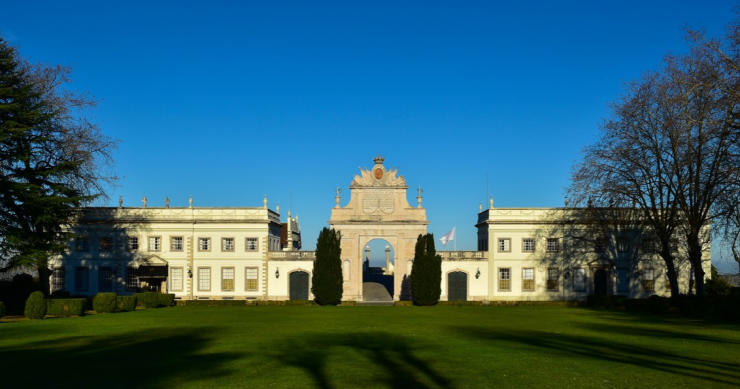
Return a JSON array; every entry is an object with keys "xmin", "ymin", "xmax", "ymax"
[{"xmin": 1, "ymin": 306, "xmax": 738, "ymax": 388}]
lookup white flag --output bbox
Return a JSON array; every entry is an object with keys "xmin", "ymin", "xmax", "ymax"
[{"xmin": 439, "ymin": 227, "xmax": 456, "ymax": 246}]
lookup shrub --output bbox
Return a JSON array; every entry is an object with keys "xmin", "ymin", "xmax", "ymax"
[
  {"xmin": 46, "ymin": 299, "xmax": 86, "ymax": 316},
  {"xmin": 24, "ymin": 291, "xmax": 47, "ymax": 319},
  {"xmin": 93, "ymin": 293, "xmax": 118, "ymax": 313},
  {"xmin": 253, "ymin": 300, "xmax": 286, "ymax": 306},
  {"xmin": 410, "ymin": 233, "xmax": 442, "ymax": 306},
  {"xmin": 312, "ymin": 227, "xmax": 344, "ymax": 306},
  {"xmin": 50, "ymin": 291, "xmax": 70, "ymax": 299},
  {"xmin": 647, "ymin": 295, "xmax": 671, "ymax": 314},
  {"xmin": 623, "ymin": 298, "xmax": 649, "ymax": 312},
  {"xmin": 587, "ymin": 295, "xmax": 613, "ymax": 309},
  {"xmin": 286, "ymin": 300, "xmax": 318, "ymax": 306},
  {"xmin": 438, "ymin": 300, "xmax": 484, "ymax": 306},
  {"xmin": 0, "ymin": 301, "xmax": 5, "ymax": 319},
  {"xmin": 611, "ymin": 295, "xmax": 627, "ymax": 308},
  {"xmin": 178, "ymin": 300, "xmax": 248, "ymax": 307},
  {"xmin": 157, "ymin": 293, "xmax": 175, "ymax": 307},
  {"xmin": 116, "ymin": 296, "xmax": 137, "ymax": 312},
  {"xmin": 141, "ymin": 292, "xmax": 159, "ymax": 309},
  {"xmin": 679, "ymin": 298, "xmax": 706, "ymax": 318},
  {"xmin": 715, "ymin": 296, "xmax": 739, "ymax": 321},
  {"xmin": 395, "ymin": 301, "xmax": 414, "ymax": 306}
]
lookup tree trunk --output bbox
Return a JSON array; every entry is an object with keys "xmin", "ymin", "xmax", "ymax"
[
  {"xmin": 663, "ymin": 259, "xmax": 680, "ymax": 303},
  {"xmin": 37, "ymin": 266, "xmax": 51, "ymax": 297},
  {"xmin": 687, "ymin": 236, "xmax": 706, "ymax": 299}
]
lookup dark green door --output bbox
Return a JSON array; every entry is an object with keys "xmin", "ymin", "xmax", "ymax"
[
  {"xmin": 448, "ymin": 272, "xmax": 467, "ymax": 301},
  {"xmin": 594, "ymin": 269, "xmax": 608, "ymax": 295},
  {"xmin": 289, "ymin": 271, "xmax": 309, "ymax": 300}
]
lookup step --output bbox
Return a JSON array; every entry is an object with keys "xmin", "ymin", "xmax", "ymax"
[{"xmin": 356, "ymin": 301, "xmax": 395, "ymax": 306}]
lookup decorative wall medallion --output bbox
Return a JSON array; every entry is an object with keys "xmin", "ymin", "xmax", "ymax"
[{"xmin": 374, "ymin": 168, "xmax": 384, "ymax": 180}]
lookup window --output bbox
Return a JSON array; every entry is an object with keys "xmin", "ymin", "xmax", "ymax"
[
  {"xmin": 498, "ymin": 268, "xmax": 511, "ymax": 291},
  {"xmin": 127, "ymin": 236, "xmax": 139, "ymax": 251},
  {"xmin": 198, "ymin": 267, "xmax": 211, "ymax": 291},
  {"xmin": 594, "ymin": 237, "xmax": 607, "ymax": 253},
  {"xmin": 99, "ymin": 237, "xmax": 113, "ymax": 251},
  {"xmin": 546, "ymin": 238, "xmax": 560, "ymax": 253},
  {"xmin": 171, "ymin": 236, "xmax": 183, "ymax": 252},
  {"xmin": 245, "ymin": 267, "xmax": 258, "ymax": 291},
  {"xmin": 522, "ymin": 238, "xmax": 535, "ymax": 253},
  {"xmin": 641, "ymin": 269, "xmax": 655, "ymax": 291},
  {"xmin": 498, "ymin": 238, "xmax": 511, "ymax": 252},
  {"xmin": 75, "ymin": 267, "xmax": 89, "ymax": 291},
  {"xmin": 573, "ymin": 268, "xmax": 586, "ymax": 291},
  {"xmin": 617, "ymin": 237, "xmax": 630, "ymax": 253},
  {"xmin": 547, "ymin": 268, "xmax": 559, "ymax": 291},
  {"xmin": 617, "ymin": 268, "xmax": 629, "ymax": 292},
  {"xmin": 198, "ymin": 238, "xmax": 211, "ymax": 251},
  {"xmin": 148, "ymin": 236, "xmax": 161, "ymax": 251},
  {"xmin": 245, "ymin": 238, "xmax": 258, "ymax": 252},
  {"xmin": 99, "ymin": 266, "xmax": 113, "ymax": 292},
  {"xmin": 522, "ymin": 268, "xmax": 534, "ymax": 291},
  {"xmin": 170, "ymin": 267, "xmax": 183, "ymax": 291},
  {"xmin": 52, "ymin": 267, "xmax": 66, "ymax": 291},
  {"xmin": 75, "ymin": 236, "xmax": 89, "ymax": 252},
  {"xmin": 222, "ymin": 238, "xmax": 235, "ymax": 252},
  {"xmin": 641, "ymin": 235, "xmax": 656, "ymax": 254},
  {"xmin": 126, "ymin": 267, "xmax": 139, "ymax": 291},
  {"xmin": 221, "ymin": 267, "xmax": 235, "ymax": 291}
]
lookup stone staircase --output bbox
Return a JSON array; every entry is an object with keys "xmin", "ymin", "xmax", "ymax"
[{"xmin": 358, "ymin": 282, "xmax": 394, "ymax": 306}]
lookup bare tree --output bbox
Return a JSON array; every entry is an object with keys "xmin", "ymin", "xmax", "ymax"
[{"xmin": 568, "ymin": 23, "xmax": 740, "ymax": 299}]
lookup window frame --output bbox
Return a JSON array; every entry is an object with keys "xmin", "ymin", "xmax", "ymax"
[
  {"xmin": 75, "ymin": 266, "xmax": 89, "ymax": 292},
  {"xmin": 52, "ymin": 266, "xmax": 66, "ymax": 292},
  {"xmin": 126, "ymin": 266, "xmax": 139, "ymax": 291},
  {"xmin": 74, "ymin": 236, "xmax": 89, "ymax": 252},
  {"xmin": 245, "ymin": 237, "xmax": 259, "ymax": 252},
  {"xmin": 127, "ymin": 236, "xmax": 139, "ymax": 252},
  {"xmin": 221, "ymin": 267, "xmax": 235, "ymax": 291},
  {"xmin": 148, "ymin": 236, "xmax": 161, "ymax": 252},
  {"xmin": 641, "ymin": 269, "xmax": 655, "ymax": 291},
  {"xmin": 546, "ymin": 268, "xmax": 559, "ymax": 291},
  {"xmin": 222, "ymin": 237, "xmax": 235, "ymax": 252},
  {"xmin": 170, "ymin": 267, "xmax": 184, "ymax": 292},
  {"xmin": 616, "ymin": 237, "xmax": 630, "ymax": 253},
  {"xmin": 99, "ymin": 237, "xmax": 113, "ymax": 252},
  {"xmin": 522, "ymin": 267, "xmax": 535, "ymax": 291},
  {"xmin": 99, "ymin": 266, "xmax": 113, "ymax": 292},
  {"xmin": 498, "ymin": 268, "xmax": 511, "ymax": 291},
  {"xmin": 171, "ymin": 236, "xmax": 184, "ymax": 252},
  {"xmin": 198, "ymin": 237, "xmax": 211, "ymax": 252},
  {"xmin": 546, "ymin": 238, "xmax": 560, "ymax": 253},
  {"xmin": 497, "ymin": 238, "xmax": 511, "ymax": 253},
  {"xmin": 198, "ymin": 267, "xmax": 211, "ymax": 291},
  {"xmin": 245, "ymin": 266, "xmax": 259, "ymax": 291},
  {"xmin": 522, "ymin": 238, "xmax": 535, "ymax": 253}
]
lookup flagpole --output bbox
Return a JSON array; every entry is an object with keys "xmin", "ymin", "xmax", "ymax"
[{"xmin": 454, "ymin": 226, "xmax": 457, "ymax": 251}]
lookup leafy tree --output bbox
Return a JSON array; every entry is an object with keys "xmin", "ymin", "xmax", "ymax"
[
  {"xmin": 568, "ymin": 20, "xmax": 740, "ymax": 299},
  {"xmin": 410, "ymin": 233, "xmax": 441, "ymax": 306},
  {"xmin": 311, "ymin": 227, "xmax": 343, "ymax": 305},
  {"xmin": 0, "ymin": 36, "xmax": 117, "ymax": 295}
]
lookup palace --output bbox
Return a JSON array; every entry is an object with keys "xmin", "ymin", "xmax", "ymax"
[{"xmin": 51, "ymin": 156, "xmax": 709, "ymax": 302}]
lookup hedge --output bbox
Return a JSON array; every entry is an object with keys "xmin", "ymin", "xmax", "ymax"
[
  {"xmin": 438, "ymin": 300, "xmax": 484, "ymax": 306},
  {"xmin": 623, "ymin": 298, "xmax": 649, "ymax": 312},
  {"xmin": 177, "ymin": 300, "xmax": 248, "ymax": 307},
  {"xmin": 0, "ymin": 301, "xmax": 5, "ymax": 319},
  {"xmin": 24, "ymin": 291, "xmax": 47, "ymax": 320},
  {"xmin": 93, "ymin": 293, "xmax": 118, "ymax": 313},
  {"xmin": 140, "ymin": 292, "xmax": 159, "ymax": 309},
  {"xmin": 587, "ymin": 295, "xmax": 613, "ymax": 309},
  {"xmin": 117, "ymin": 296, "xmax": 137, "ymax": 312},
  {"xmin": 647, "ymin": 295, "xmax": 671, "ymax": 314},
  {"xmin": 158, "ymin": 293, "xmax": 175, "ymax": 307},
  {"xmin": 46, "ymin": 299, "xmax": 87, "ymax": 317}
]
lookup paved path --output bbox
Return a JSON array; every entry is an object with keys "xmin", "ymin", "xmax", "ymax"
[{"xmin": 362, "ymin": 282, "xmax": 393, "ymax": 302}]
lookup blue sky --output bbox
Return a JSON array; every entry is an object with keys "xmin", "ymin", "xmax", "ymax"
[{"xmin": 2, "ymin": 1, "xmax": 737, "ymax": 270}]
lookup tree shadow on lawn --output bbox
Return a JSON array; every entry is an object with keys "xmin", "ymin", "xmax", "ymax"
[
  {"xmin": 0, "ymin": 326, "xmax": 244, "ymax": 388},
  {"xmin": 269, "ymin": 331, "xmax": 453, "ymax": 389},
  {"xmin": 451, "ymin": 325, "xmax": 740, "ymax": 386}
]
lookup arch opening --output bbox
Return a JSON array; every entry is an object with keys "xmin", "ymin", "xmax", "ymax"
[{"xmin": 362, "ymin": 238, "xmax": 395, "ymax": 301}]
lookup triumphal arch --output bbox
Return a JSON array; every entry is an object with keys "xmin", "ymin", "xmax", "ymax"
[{"xmin": 329, "ymin": 156, "xmax": 428, "ymax": 301}]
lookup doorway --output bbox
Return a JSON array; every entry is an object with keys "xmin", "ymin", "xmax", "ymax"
[
  {"xmin": 448, "ymin": 272, "xmax": 468, "ymax": 301},
  {"xmin": 594, "ymin": 269, "xmax": 608, "ymax": 296},
  {"xmin": 289, "ymin": 271, "xmax": 309, "ymax": 300}
]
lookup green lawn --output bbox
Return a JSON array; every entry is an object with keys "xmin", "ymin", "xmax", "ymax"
[{"xmin": 1, "ymin": 306, "xmax": 738, "ymax": 388}]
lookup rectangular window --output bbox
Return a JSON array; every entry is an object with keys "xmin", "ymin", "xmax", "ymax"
[
  {"xmin": 171, "ymin": 236, "xmax": 183, "ymax": 252},
  {"xmin": 75, "ymin": 267, "xmax": 89, "ymax": 292},
  {"xmin": 546, "ymin": 238, "xmax": 560, "ymax": 253},
  {"xmin": 99, "ymin": 237, "xmax": 113, "ymax": 251},
  {"xmin": 594, "ymin": 238, "xmax": 607, "ymax": 253},
  {"xmin": 222, "ymin": 238, "xmax": 235, "ymax": 252},
  {"xmin": 198, "ymin": 268, "xmax": 211, "ymax": 291},
  {"xmin": 617, "ymin": 268, "xmax": 629, "ymax": 292},
  {"xmin": 52, "ymin": 267, "xmax": 66, "ymax": 291},
  {"xmin": 641, "ymin": 235, "xmax": 656, "ymax": 254},
  {"xmin": 99, "ymin": 266, "xmax": 113, "ymax": 292},
  {"xmin": 498, "ymin": 268, "xmax": 511, "ymax": 291},
  {"xmin": 522, "ymin": 238, "xmax": 535, "ymax": 253},
  {"xmin": 498, "ymin": 238, "xmax": 511, "ymax": 252},
  {"xmin": 126, "ymin": 267, "xmax": 139, "ymax": 291},
  {"xmin": 522, "ymin": 268, "xmax": 535, "ymax": 291},
  {"xmin": 222, "ymin": 267, "xmax": 235, "ymax": 291},
  {"xmin": 127, "ymin": 236, "xmax": 139, "ymax": 251},
  {"xmin": 148, "ymin": 236, "xmax": 161, "ymax": 251},
  {"xmin": 245, "ymin": 238, "xmax": 258, "ymax": 252},
  {"xmin": 617, "ymin": 237, "xmax": 630, "ymax": 253},
  {"xmin": 75, "ymin": 236, "xmax": 89, "ymax": 252},
  {"xmin": 170, "ymin": 267, "xmax": 183, "ymax": 291},
  {"xmin": 573, "ymin": 268, "xmax": 586, "ymax": 291},
  {"xmin": 198, "ymin": 238, "xmax": 211, "ymax": 251},
  {"xmin": 547, "ymin": 268, "xmax": 559, "ymax": 291},
  {"xmin": 642, "ymin": 269, "xmax": 655, "ymax": 291},
  {"xmin": 245, "ymin": 267, "xmax": 258, "ymax": 291}
]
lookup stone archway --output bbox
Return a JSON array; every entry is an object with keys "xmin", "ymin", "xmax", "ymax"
[{"xmin": 329, "ymin": 156, "xmax": 428, "ymax": 301}]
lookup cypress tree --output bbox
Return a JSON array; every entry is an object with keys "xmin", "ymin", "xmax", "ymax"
[
  {"xmin": 410, "ymin": 233, "xmax": 442, "ymax": 306},
  {"xmin": 311, "ymin": 227, "xmax": 343, "ymax": 306}
]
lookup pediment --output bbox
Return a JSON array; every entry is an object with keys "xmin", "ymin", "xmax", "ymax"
[{"xmin": 140, "ymin": 254, "xmax": 168, "ymax": 265}]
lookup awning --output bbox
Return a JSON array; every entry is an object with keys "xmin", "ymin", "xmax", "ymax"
[{"xmin": 137, "ymin": 265, "xmax": 169, "ymax": 278}]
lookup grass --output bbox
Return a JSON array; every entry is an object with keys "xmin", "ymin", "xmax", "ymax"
[{"xmin": 1, "ymin": 306, "xmax": 739, "ymax": 388}]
